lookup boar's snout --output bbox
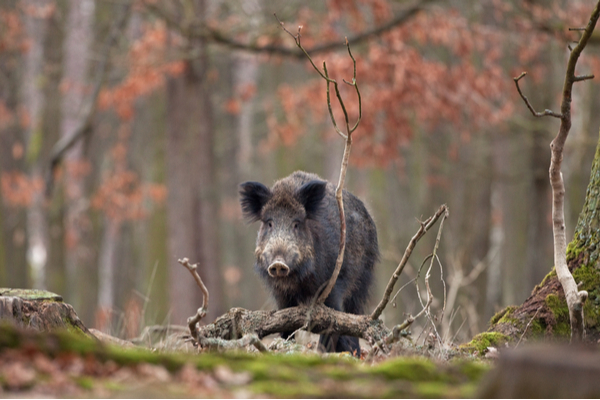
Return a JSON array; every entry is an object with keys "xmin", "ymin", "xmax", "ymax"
[{"xmin": 268, "ymin": 259, "xmax": 290, "ymax": 278}]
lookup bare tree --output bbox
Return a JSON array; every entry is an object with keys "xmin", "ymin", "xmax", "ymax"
[{"xmin": 513, "ymin": 1, "xmax": 600, "ymax": 341}]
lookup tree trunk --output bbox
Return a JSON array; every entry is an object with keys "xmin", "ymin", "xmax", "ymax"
[
  {"xmin": 0, "ymin": 0, "xmax": 28, "ymax": 289},
  {"xmin": 23, "ymin": 0, "xmax": 52, "ymax": 290},
  {"xmin": 60, "ymin": 0, "xmax": 96, "ymax": 324},
  {"xmin": 486, "ymin": 128, "xmax": 600, "ymax": 344},
  {"xmin": 166, "ymin": 17, "xmax": 224, "ymax": 324}
]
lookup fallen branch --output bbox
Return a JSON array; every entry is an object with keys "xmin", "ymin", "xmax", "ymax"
[
  {"xmin": 195, "ymin": 304, "xmax": 390, "ymax": 345},
  {"xmin": 371, "ymin": 204, "xmax": 448, "ymax": 320}
]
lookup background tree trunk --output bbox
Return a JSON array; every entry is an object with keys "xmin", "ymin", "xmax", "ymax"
[
  {"xmin": 60, "ymin": 0, "xmax": 96, "ymax": 323},
  {"xmin": 166, "ymin": 11, "xmax": 224, "ymax": 323}
]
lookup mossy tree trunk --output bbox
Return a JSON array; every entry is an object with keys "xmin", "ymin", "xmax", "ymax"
[{"xmin": 485, "ymin": 130, "xmax": 600, "ymax": 344}]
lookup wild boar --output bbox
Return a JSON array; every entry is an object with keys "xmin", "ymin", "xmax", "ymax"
[{"xmin": 239, "ymin": 171, "xmax": 379, "ymax": 355}]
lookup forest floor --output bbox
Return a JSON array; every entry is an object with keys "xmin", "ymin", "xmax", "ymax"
[{"xmin": 0, "ymin": 324, "xmax": 492, "ymax": 398}]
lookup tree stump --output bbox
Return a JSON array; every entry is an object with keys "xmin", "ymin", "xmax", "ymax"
[{"xmin": 0, "ymin": 288, "xmax": 92, "ymax": 337}]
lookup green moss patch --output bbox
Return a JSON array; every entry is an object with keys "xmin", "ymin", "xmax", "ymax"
[
  {"xmin": 459, "ymin": 332, "xmax": 509, "ymax": 354},
  {"xmin": 490, "ymin": 306, "xmax": 517, "ymax": 326},
  {"xmin": 0, "ymin": 288, "xmax": 63, "ymax": 302},
  {"xmin": 0, "ymin": 323, "xmax": 490, "ymax": 398}
]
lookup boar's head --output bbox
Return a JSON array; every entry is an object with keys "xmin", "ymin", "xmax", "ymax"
[{"xmin": 239, "ymin": 178, "xmax": 327, "ymax": 285}]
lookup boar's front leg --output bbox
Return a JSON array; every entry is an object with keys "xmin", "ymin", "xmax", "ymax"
[
  {"xmin": 317, "ymin": 286, "xmax": 360, "ymax": 356},
  {"xmin": 275, "ymin": 295, "xmax": 298, "ymax": 341}
]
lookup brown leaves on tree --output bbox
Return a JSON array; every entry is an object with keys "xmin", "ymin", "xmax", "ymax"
[
  {"xmin": 98, "ymin": 22, "xmax": 185, "ymax": 121},
  {"xmin": 267, "ymin": 3, "xmax": 596, "ymax": 169}
]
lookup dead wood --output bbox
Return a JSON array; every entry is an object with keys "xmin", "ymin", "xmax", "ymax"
[
  {"xmin": 0, "ymin": 290, "xmax": 92, "ymax": 338},
  {"xmin": 195, "ymin": 304, "xmax": 390, "ymax": 345}
]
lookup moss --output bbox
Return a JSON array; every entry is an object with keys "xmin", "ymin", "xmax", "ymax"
[
  {"xmin": 528, "ymin": 319, "xmax": 545, "ymax": 336},
  {"xmin": 414, "ymin": 381, "xmax": 453, "ymax": 398},
  {"xmin": 490, "ymin": 306, "xmax": 517, "ymax": 326},
  {"xmin": 454, "ymin": 360, "xmax": 490, "ymax": 381},
  {"xmin": 545, "ymin": 294, "xmax": 569, "ymax": 320},
  {"xmin": 553, "ymin": 321, "xmax": 571, "ymax": 337},
  {"xmin": 566, "ymin": 240, "xmax": 584, "ymax": 262},
  {"xmin": 459, "ymin": 332, "xmax": 509, "ymax": 354},
  {"xmin": 0, "ymin": 288, "xmax": 63, "ymax": 301},
  {"xmin": 75, "ymin": 376, "xmax": 94, "ymax": 390},
  {"xmin": 250, "ymin": 380, "xmax": 322, "ymax": 398},
  {"xmin": 370, "ymin": 357, "xmax": 439, "ymax": 381},
  {"xmin": 537, "ymin": 267, "xmax": 557, "ymax": 290}
]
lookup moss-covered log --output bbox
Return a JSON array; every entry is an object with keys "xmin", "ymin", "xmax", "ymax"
[{"xmin": 481, "ymin": 130, "xmax": 600, "ymax": 344}]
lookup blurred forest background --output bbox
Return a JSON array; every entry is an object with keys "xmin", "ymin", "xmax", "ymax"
[{"xmin": 1, "ymin": 0, "xmax": 599, "ymax": 345}]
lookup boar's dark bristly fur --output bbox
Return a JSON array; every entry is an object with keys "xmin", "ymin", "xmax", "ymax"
[{"xmin": 239, "ymin": 171, "xmax": 379, "ymax": 356}]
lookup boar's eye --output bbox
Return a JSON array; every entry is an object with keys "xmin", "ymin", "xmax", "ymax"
[
  {"xmin": 267, "ymin": 220, "xmax": 273, "ymax": 228},
  {"xmin": 292, "ymin": 221, "xmax": 299, "ymax": 230}
]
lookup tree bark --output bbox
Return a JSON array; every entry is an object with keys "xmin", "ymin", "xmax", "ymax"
[
  {"xmin": 0, "ymin": 0, "xmax": 28, "ymax": 289},
  {"xmin": 166, "ymin": 4, "xmax": 224, "ymax": 323},
  {"xmin": 60, "ymin": 0, "xmax": 96, "ymax": 323},
  {"xmin": 23, "ymin": 0, "xmax": 52, "ymax": 290}
]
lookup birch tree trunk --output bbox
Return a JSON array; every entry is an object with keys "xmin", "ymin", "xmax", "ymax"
[{"xmin": 23, "ymin": 0, "xmax": 52, "ymax": 290}]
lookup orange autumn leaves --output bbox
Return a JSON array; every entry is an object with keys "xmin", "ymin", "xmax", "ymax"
[
  {"xmin": 269, "ymin": 7, "xmax": 520, "ymax": 168},
  {"xmin": 98, "ymin": 22, "xmax": 185, "ymax": 121}
]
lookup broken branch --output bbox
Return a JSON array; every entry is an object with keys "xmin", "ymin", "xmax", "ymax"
[{"xmin": 178, "ymin": 257, "xmax": 210, "ymax": 341}]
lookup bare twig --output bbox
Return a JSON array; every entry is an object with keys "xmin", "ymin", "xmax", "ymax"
[
  {"xmin": 514, "ymin": 1, "xmax": 599, "ymax": 342},
  {"xmin": 178, "ymin": 257, "xmax": 210, "ymax": 341},
  {"xmin": 390, "ymin": 255, "xmax": 432, "ymax": 306},
  {"xmin": 276, "ymin": 17, "xmax": 362, "ymax": 306},
  {"xmin": 515, "ymin": 306, "xmax": 543, "ymax": 348},
  {"xmin": 513, "ymin": 72, "xmax": 563, "ymax": 119},
  {"xmin": 371, "ymin": 204, "xmax": 448, "ymax": 320},
  {"xmin": 420, "ymin": 207, "xmax": 448, "ymax": 345},
  {"xmin": 45, "ymin": 2, "xmax": 132, "ymax": 198},
  {"xmin": 547, "ymin": 2, "xmax": 598, "ymax": 341}
]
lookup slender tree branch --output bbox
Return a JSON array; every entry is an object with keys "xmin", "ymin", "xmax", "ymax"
[
  {"xmin": 573, "ymin": 74, "xmax": 595, "ymax": 82},
  {"xmin": 548, "ymin": 0, "xmax": 599, "ymax": 342},
  {"xmin": 513, "ymin": 72, "xmax": 563, "ymax": 119},
  {"xmin": 417, "ymin": 209, "xmax": 448, "ymax": 345},
  {"xmin": 516, "ymin": 1, "xmax": 599, "ymax": 342},
  {"xmin": 146, "ymin": 0, "xmax": 434, "ymax": 58},
  {"xmin": 371, "ymin": 204, "xmax": 448, "ymax": 320},
  {"xmin": 276, "ymin": 17, "xmax": 362, "ymax": 306},
  {"xmin": 515, "ymin": 306, "xmax": 543, "ymax": 348},
  {"xmin": 45, "ymin": 2, "xmax": 132, "ymax": 198}
]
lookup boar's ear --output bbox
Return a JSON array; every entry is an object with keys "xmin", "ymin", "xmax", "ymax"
[
  {"xmin": 296, "ymin": 180, "xmax": 327, "ymax": 219},
  {"xmin": 239, "ymin": 182, "xmax": 271, "ymax": 222}
]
